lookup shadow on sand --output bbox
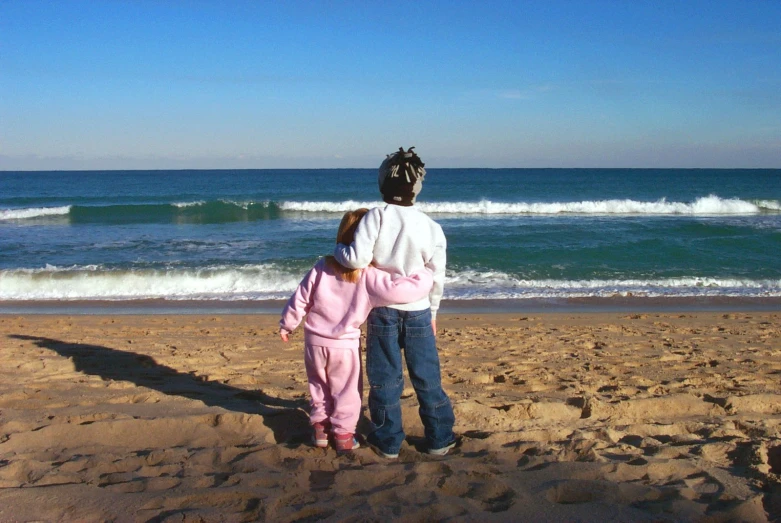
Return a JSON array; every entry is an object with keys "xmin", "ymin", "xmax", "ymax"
[{"xmin": 8, "ymin": 334, "xmax": 311, "ymax": 445}]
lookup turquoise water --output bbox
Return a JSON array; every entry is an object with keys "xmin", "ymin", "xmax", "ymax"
[{"xmin": 1, "ymin": 169, "xmax": 780, "ymax": 301}]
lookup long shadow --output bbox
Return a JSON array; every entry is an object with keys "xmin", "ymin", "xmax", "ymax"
[{"xmin": 9, "ymin": 334, "xmax": 311, "ymax": 445}]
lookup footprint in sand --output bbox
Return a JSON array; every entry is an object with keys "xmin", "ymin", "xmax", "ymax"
[{"xmin": 139, "ymin": 492, "xmax": 264, "ymax": 521}]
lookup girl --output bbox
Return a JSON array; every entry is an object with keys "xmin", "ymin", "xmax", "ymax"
[{"xmin": 279, "ymin": 209, "xmax": 433, "ymax": 452}]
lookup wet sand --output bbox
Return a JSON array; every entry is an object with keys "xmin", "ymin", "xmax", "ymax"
[{"xmin": 1, "ymin": 312, "xmax": 780, "ymax": 521}]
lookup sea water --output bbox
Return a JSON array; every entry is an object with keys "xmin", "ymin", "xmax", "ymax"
[{"xmin": 1, "ymin": 169, "xmax": 780, "ymax": 304}]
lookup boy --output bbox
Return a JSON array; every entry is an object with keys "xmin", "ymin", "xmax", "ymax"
[{"xmin": 333, "ymin": 147, "xmax": 457, "ymax": 458}]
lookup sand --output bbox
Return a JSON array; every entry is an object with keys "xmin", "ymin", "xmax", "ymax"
[{"xmin": 1, "ymin": 311, "xmax": 780, "ymax": 522}]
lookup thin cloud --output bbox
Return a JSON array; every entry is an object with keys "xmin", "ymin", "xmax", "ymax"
[
  {"xmin": 496, "ymin": 84, "xmax": 559, "ymax": 100},
  {"xmin": 498, "ymin": 89, "xmax": 529, "ymax": 100}
]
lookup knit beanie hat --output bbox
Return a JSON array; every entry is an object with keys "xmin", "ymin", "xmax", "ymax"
[{"xmin": 378, "ymin": 147, "xmax": 426, "ymax": 206}]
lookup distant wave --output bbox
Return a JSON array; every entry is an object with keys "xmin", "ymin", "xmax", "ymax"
[
  {"xmin": 1, "ymin": 265, "xmax": 779, "ymax": 301},
  {"xmin": 417, "ymin": 196, "xmax": 777, "ymax": 215},
  {"xmin": 0, "ymin": 201, "xmax": 281, "ymax": 224},
  {"xmin": 283, "ymin": 195, "xmax": 780, "ymax": 216},
  {"xmin": 0, "ymin": 206, "xmax": 72, "ymax": 220},
  {"xmin": 2, "ymin": 195, "xmax": 778, "ymax": 223},
  {"xmin": 279, "ymin": 200, "xmax": 381, "ymax": 212},
  {"xmin": 171, "ymin": 200, "xmax": 206, "ymax": 208}
]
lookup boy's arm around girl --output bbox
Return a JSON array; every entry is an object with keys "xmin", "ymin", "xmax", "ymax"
[
  {"xmin": 333, "ymin": 206, "xmax": 446, "ymax": 334},
  {"xmin": 279, "ymin": 260, "xmax": 434, "ymax": 342}
]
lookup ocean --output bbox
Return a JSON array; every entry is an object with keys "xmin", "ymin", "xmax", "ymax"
[{"xmin": 1, "ymin": 168, "xmax": 780, "ymax": 311}]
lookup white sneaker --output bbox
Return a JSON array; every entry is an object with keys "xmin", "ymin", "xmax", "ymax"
[
  {"xmin": 368, "ymin": 443, "xmax": 399, "ymax": 459},
  {"xmin": 427, "ymin": 439, "xmax": 457, "ymax": 456}
]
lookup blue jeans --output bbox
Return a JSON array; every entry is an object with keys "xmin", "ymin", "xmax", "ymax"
[{"xmin": 365, "ymin": 307, "xmax": 455, "ymax": 454}]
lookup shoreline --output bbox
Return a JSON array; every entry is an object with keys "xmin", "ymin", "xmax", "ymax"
[{"xmin": 2, "ymin": 295, "xmax": 781, "ymax": 315}]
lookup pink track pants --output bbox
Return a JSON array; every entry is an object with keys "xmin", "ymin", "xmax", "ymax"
[{"xmin": 304, "ymin": 344, "xmax": 363, "ymax": 435}]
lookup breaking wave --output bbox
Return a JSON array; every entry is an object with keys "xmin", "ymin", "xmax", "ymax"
[
  {"xmin": 1, "ymin": 265, "xmax": 779, "ymax": 301},
  {"xmin": 0, "ymin": 206, "xmax": 72, "ymax": 220},
  {"xmin": 2, "ymin": 195, "xmax": 778, "ymax": 223},
  {"xmin": 419, "ymin": 196, "xmax": 778, "ymax": 215},
  {"xmin": 444, "ymin": 270, "xmax": 781, "ymax": 299}
]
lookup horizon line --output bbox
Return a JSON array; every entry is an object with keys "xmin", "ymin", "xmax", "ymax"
[{"xmin": 2, "ymin": 166, "xmax": 780, "ymax": 173}]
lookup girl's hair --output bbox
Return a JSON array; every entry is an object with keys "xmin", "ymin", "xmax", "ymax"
[{"xmin": 325, "ymin": 208, "xmax": 369, "ymax": 283}]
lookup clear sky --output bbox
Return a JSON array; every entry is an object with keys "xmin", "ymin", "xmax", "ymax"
[{"xmin": 1, "ymin": 0, "xmax": 780, "ymax": 170}]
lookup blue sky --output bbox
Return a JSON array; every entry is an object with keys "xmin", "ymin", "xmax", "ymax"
[{"xmin": 1, "ymin": 1, "xmax": 780, "ymax": 169}]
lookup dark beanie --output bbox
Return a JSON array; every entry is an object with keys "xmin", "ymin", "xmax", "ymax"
[{"xmin": 377, "ymin": 147, "xmax": 426, "ymax": 206}]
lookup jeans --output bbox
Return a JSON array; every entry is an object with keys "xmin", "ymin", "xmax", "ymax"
[{"xmin": 365, "ymin": 307, "xmax": 455, "ymax": 454}]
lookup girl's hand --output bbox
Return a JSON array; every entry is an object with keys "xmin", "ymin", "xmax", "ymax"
[{"xmin": 279, "ymin": 329, "xmax": 290, "ymax": 342}]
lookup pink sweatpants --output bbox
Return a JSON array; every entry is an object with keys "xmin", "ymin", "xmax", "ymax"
[{"xmin": 304, "ymin": 344, "xmax": 363, "ymax": 435}]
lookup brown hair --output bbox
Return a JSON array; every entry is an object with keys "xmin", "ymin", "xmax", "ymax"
[{"xmin": 325, "ymin": 208, "xmax": 369, "ymax": 283}]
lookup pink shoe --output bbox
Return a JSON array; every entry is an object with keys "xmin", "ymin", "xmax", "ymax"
[
  {"xmin": 334, "ymin": 433, "xmax": 360, "ymax": 452},
  {"xmin": 312, "ymin": 422, "xmax": 329, "ymax": 448}
]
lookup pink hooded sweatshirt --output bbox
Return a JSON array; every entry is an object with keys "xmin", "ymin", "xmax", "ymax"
[{"xmin": 280, "ymin": 258, "xmax": 434, "ymax": 349}]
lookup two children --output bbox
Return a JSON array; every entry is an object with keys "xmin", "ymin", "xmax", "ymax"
[
  {"xmin": 279, "ymin": 208, "xmax": 433, "ymax": 452},
  {"xmin": 280, "ymin": 147, "xmax": 457, "ymax": 457}
]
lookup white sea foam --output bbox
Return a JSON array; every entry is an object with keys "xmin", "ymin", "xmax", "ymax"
[
  {"xmin": 0, "ymin": 265, "xmax": 302, "ymax": 301},
  {"xmin": 754, "ymin": 199, "xmax": 781, "ymax": 211},
  {"xmin": 1, "ymin": 265, "xmax": 779, "ymax": 301},
  {"xmin": 0, "ymin": 206, "xmax": 72, "ymax": 220},
  {"xmin": 5, "ymin": 197, "xmax": 766, "ymax": 221},
  {"xmin": 215, "ymin": 199, "xmax": 274, "ymax": 210},
  {"xmin": 276, "ymin": 196, "xmax": 770, "ymax": 216},
  {"xmin": 171, "ymin": 200, "xmax": 274, "ymax": 210},
  {"xmin": 279, "ymin": 200, "xmax": 382, "ymax": 213},
  {"xmin": 444, "ymin": 270, "xmax": 781, "ymax": 298},
  {"xmin": 417, "ymin": 195, "xmax": 763, "ymax": 215},
  {"xmin": 217, "ymin": 199, "xmax": 249, "ymax": 210}
]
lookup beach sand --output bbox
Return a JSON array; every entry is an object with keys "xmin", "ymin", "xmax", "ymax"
[{"xmin": 1, "ymin": 312, "xmax": 780, "ymax": 522}]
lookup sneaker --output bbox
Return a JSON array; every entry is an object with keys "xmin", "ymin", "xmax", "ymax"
[
  {"xmin": 367, "ymin": 442, "xmax": 399, "ymax": 459},
  {"xmin": 427, "ymin": 439, "xmax": 457, "ymax": 456},
  {"xmin": 312, "ymin": 422, "xmax": 329, "ymax": 448},
  {"xmin": 375, "ymin": 449, "xmax": 399, "ymax": 459},
  {"xmin": 334, "ymin": 433, "xmax": 360, "ymax": 452}
]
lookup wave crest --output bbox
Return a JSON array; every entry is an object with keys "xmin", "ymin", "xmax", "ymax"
[
  {"xmin": 3, "ymin": 195, "xmax": 775, "ymax": 223},
  {"xmin": 416, "ymin": 195, "xmax": 766, "ymax": 215},
  {"xmin": 278, "ymin": 195, "xmax": 775, "ymax": 216},
  {"xmin": 754, "ymin": 199, "xmax": 781, "ymax": 211},
  {"xmin": 1, "ymin": 265, "xmax": 779, "ymax": 301},
  {"xmin": 279, "ymin": 200, "xmax": 380, "ymax": 212},
  {"xmin": 0, "ymin": 265, "xmax": 301, "ymax": 300},
  {"xmin": 445, "ymin": 270, "xmax": 781, "ymax": 298},
  {"xmin": 0, "ymin": 206, "xmax": 72, "ymax": 220}
]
